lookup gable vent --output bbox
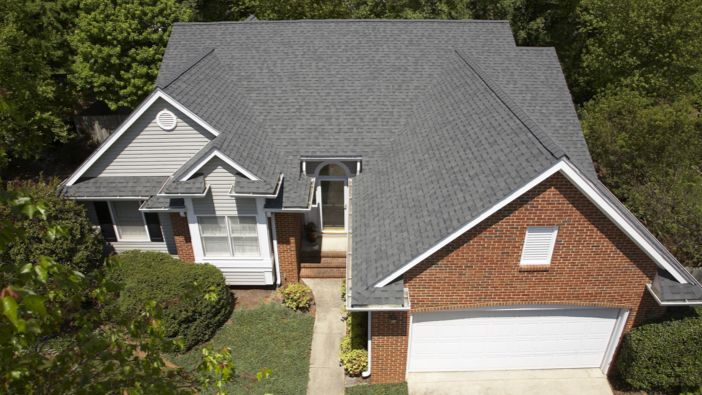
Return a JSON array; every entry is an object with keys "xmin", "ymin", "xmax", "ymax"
[
  {"xmin": 156, "ymin": 109, "xmax": 177, "ymax": 131},
  {"xmin": 520, "ymin": 226, "xmax": 558, "ymax": 265}
]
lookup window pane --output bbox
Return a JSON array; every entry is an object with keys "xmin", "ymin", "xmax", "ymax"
[
  {"xmin": 203, "ymin": 237, "xmax": 231, "ymax": 257},
  {"xmin": 111, "ymin": 201, "xmax": 147, "ymax": 241},
  {"xmin": 144, "ymin": 213, "xmax": 164, "ymax": 242},
  {"xmin": 199, "ymin": 217, "xmax": 227, "ymax": 236},
  {"xmin": 228, "ymin": 216, "xmax": 260, "ymax": 257},
  {"xmin": 199, "ymin": 217, "xmax": 231, "ymax": 257},
  {"xmin": 93, "ymin": 201, "xmax": 117, "ymax": 242}
]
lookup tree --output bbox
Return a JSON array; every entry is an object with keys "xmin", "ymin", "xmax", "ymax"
[
  {"xmin": 69, "ymin": 0, "xmax": 193, "ymax": 111},
  {"xmin": 575, "ymin": 0, "xmax": 702, "ymax": 101},
  {"xmin": 0, "ymin": 0, "xmax": 78, "ymax": 168}
]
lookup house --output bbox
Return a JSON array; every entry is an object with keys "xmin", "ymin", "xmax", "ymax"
[{"xmin": 61, "ymin": 19, "xmax": 702, "ymax": 384}]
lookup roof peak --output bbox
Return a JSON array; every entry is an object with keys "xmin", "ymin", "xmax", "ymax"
[{"xmin": 173, "ymin": 19, "xmax": 510, "ymax": 26}]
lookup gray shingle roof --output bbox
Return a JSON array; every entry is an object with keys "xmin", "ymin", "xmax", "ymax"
[
  {"xmin": 651, "ymin": 270, "xmax": 702, "ymax": 303},
  {"xmin": 61, "ymin": 176, "xmax": 167, "ymax": 198},
  {"xmin": 162, "ymin": 175, "xmax": 207, "ymax": 194},
  {"xmin": 141, "ymin": 196, "xmax": 185, "ymax": 211},
  {"xmin": 154, "ymin": 20, "xmax": 613, "ymax": 306}
]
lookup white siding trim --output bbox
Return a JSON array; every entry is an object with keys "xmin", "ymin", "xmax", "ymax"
[
  {"xmin": 601, "ymin": 309, "xmax": 630, "ymax": 373},
  {"xmin": 180, "ymin": 149, "xmax": 260, "ymax": 182},
  {"xmin": 375, "ymin": 160, "xmax": 689, "ymax": 287},
  {"xmin": 65, "ymin": 89, "xmax": 219, "ymax": 186},
  {"xmin": 520, "ymin": 226, "xmax": 559, "ymax": 265}
]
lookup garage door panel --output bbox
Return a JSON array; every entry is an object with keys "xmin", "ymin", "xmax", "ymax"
[{"xmin": 408, "ymin": 307, "xmax": 620, "ymax": 372}]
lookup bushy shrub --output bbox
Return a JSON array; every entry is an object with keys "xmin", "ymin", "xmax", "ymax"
[
  {"xmin": 340, "ymin": 349, "xmax": 368, "ymax": 376},
  {"xmin": 0, "ymin": 178, "xmax": 105, "ymax": 274},
  {"xmin": 107, "ymin": 251, "xmax": 233, "ymax": 350},
  {"xmin": 341, "ymin": 311, "xmax": 368, "ymax": 376},
  {"xmin": 617, "ymin": 312, "xmax": 702, "ymax": 392},
  {"xmin": 279, "ymin": 283, "xmax": 313, "ymax": 311}
]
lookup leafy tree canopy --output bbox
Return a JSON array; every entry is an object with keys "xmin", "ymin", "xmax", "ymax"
[{"xmin": 69, "ymin": 0, "xmax": 193, "ymax": 111}]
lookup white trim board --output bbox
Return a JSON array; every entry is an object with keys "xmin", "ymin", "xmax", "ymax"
[
  {"xmin": 65, "ymin": 89, "xmax": 220, "ymax": 186},
  {"xmin": 179, "ymin": 149, "xmax": 260, "ymax": 182},
  {"xmin": 375, "ymin": 159, "xmax": 689, "ymax": 287}
]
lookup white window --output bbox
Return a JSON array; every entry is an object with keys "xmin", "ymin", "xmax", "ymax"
[
  {"xmin": 520, "ymin": 226, "xmax": 559, "ymax": 265},
  {"xmin": 198, "ymin": 215, "xmax": 260, "ymax": 258},
  {"xmin": 110, "ymin": 201, "xmax": 149, "ymax": 241}
]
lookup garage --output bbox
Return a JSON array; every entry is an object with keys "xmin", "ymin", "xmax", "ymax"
[{"xmin": 408, "ymin": 306, "xmax": 627, "ymax": 373}]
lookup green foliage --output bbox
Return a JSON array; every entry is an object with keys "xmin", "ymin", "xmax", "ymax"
[
  {"xmin": 0, "ymin": 179, "xmax": 105, "ymax": 275},
  {"xmin": 279, "ymin": 282, "xmax": 313, "ymax": 311},
  {"xmin": 197, "ymin": 346, "xmax": 236, "ymax": 395},
  {"xmin": 341, "ymin": 280, "xmax": 346, "ymax": 302},
  {"xmin": 69, "ymin": 0, "xmax": 193, "ymax": 110},
  {"xmin": 0, "ymin": 0, "xmax": 77, "ymax": 167},
  {"xmin": 576, "ymin": 0, "xmax": 702, "ymax": 100},
  {"xmin": 581, "ymin": 90, "xmax": 702, "ymax": 266},
  {"xmin": 108, "ymin": 251, "xmax": 233, "ymax": 350},
  {"xmin": 617, "ymin": 313, "xmax": 702, "ymax": 392},
  {"xmin": 346, "ymin": 382, "xmax": 409, "ymax": 395},
  {"xmin": 341, "ymin": 311, "xmax": 368, "ymax": 376}
]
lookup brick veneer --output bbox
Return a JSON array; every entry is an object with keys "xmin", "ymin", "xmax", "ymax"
[
  {"xmin": 169, "ymin": 213, "xmax": 194, "ymax": 262},
  {"xmin": 370, "ymin": 172, "xmax": 667, "ymax": 383},
  {"xmin": 275, "ymin": 213, "xmax": 304, "ymax": 284}
]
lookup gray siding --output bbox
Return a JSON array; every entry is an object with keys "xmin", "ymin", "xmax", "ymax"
[
  {"xmin": 112, "ymin": 241, "xmax": 170, "ymax": 253},
  {"xmin": 191, "ymin": 158, "xmax": 257, "ymax": 216},
  {"xmin": 85, "ymin": 98, "xmax": 212, "ymax": 177}
]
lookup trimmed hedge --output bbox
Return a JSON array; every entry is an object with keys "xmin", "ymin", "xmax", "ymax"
[
  {"xmin": 107, "ymin": 251, "xmax": 233, "ymax": 350},
  {"xmin": 617, "ymin": 310, "xmax": 702, "ymax": 392}
]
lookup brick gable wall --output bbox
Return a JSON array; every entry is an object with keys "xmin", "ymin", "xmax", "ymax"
[{"xmin": 370, "ymin": 172, "xmax": 666, "ymax": 384}]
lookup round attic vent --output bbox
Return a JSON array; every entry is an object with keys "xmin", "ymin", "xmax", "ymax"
[{"xmin": 156, "ymin": 110, "xmax": 177, "ymax": 131}]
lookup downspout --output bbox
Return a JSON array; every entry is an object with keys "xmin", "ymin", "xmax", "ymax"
[
  {"xmin": 269, "ymin": 213, "xmax": 282, "ymax": 287},
  {"xmin": 361, "ymin": 312, "xmax": 371, "ymax": 378}
]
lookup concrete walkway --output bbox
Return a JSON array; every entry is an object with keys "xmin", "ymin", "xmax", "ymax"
[
  {"xmin": 305, "ymin": 279, "xmax": 346, "ymax": 395},
  {"xmin": 407, "ymin": 369, "xmax": 613, "ymax": 395}
]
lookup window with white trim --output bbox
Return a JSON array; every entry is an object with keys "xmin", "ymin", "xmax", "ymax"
[
  {"xmin": 198, "ymin": 215, "xmax": 260, "ymax": 258},
  {"xmin": 110, "ymin": 201, "xmax": 149, "ymax": 241},
  {"xmin": 520, "ymin": 226, "xmax": 558, "ymax": 265}
]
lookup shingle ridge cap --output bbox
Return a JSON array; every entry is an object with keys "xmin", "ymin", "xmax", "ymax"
[
  {"xmin": 454, "ymin": 49, "xmax": 567, "ymax": 160},
  {"xmin": 172, "ymin": 19, "xmax": 511, "ymax": 26}
]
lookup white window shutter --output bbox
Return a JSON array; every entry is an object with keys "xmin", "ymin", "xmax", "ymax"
[{"xmin": 520, "ymin": 226, "xmax": 558, "ymax": 265}]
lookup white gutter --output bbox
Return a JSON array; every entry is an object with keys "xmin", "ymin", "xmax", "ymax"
[
  {"xmin": 269, "ymin": 212, "xmax": 282, "ymax": 287},
  {"xmin": 646, "ymin": 284, "xmax": 702, "ymax": 306},
  {"xmin": 361, "ymin": 312, "xmax": 371, "ymax": 378}
]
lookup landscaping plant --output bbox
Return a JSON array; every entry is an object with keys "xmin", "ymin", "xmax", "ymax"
[
  {"xmin": 340, "ymin": 311, "xmax": 368, "ymax": 376},
  {"xmin": 279, "ymin": 282, "xmax": 313, "ymax": 311},
  {"xmin": 107, "ymin": 251, "xmax": 233, "ymax": 350},
  {"xmin": 617, "ymin": 309, "xmax": 702, "ymax": 392}
]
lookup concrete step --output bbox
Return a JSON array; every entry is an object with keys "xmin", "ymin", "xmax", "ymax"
[{"xmin": 300, "ymin": 267, "xmax": 346, "ymax": 278}]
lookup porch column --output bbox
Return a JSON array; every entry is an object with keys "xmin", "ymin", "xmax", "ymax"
[
  {"xmin": 170, "ymin": 213, "xmax": 194, "ymax": 262},
  {"xmin": 274, "ymin": 212, "xmax": 304, "ymax": 284}
]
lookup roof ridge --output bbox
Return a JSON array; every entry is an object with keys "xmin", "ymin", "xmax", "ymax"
[
  {"xmin": 172, "ymin": 19, "xmax": 511, "ymax": 26},
  {"xmin": 158, "ymin": 47, "xmax": 215, "ymax": 89},
  {"xmin": 454, "ymin": 50, "xmax": 567, "ymax": 160}
]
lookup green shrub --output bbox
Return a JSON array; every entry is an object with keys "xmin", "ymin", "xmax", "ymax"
[
  {"xmin": 0, "ymin": 178, "xmax": 104, "ymax": 274},
  {"xmin": 617, "ymin": 313, "xmax": 702, "ymax": 392},
  {"xmin": 340, "ymin": 349, "xmax": 368, "ymax": 376},
  {"xmin": 341, "ymin": 280, "xmax": 346, "ymax": 302},
  {"xmin": 279, "ymin": 283, "xmax": 313, "ymax": 311},
  {"xmin": 107, "ymin": 251, "xmax": 233, "ymax": 350}
]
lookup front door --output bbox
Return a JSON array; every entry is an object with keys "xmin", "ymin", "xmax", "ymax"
[{"xmin": 320, "ymin": 180, "xmax": 345, "ymax": 231}]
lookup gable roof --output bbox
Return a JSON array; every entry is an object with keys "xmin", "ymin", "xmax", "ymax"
[{"xmin": 68, "ymin": 19, "xmax": 698, "ymax": 307}]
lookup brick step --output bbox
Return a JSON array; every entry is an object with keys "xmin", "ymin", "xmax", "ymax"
[
  {"xmin": 300, "ymin": 250, "xmax": 346, "ymax": 261},
  {"xmin": 300, "ymin": 258, "xmax": 346, "ymax": 269},
  {"xmin": 300, "ymin": 267, "xmax": 346, "ymax": 278}
]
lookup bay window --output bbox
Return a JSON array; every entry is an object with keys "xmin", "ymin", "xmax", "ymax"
[{"xmin": 198, "ymin": 215, "xmax": 260, "ymax": 258}]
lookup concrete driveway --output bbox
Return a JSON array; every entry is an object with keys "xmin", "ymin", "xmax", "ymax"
[{"xmin": 407, "ymin": 369, "xmax": 613, "ymax": 395}]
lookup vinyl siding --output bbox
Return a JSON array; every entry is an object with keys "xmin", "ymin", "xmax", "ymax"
[
  {"xmin": 220, "ymin": 270, "xmax": 269, "ymax": 286},
  {"xmin": 84, "ymin": 98, "xmax": 212, "ymax": 177},
  {"xmin": 191, "ymin": 158, "xmax": 257, "ymax": 216}
]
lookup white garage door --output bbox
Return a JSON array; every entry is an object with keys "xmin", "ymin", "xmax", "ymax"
[{"xmin": 408, "ymin": 306, "xmax": 624, "ymax": 372}]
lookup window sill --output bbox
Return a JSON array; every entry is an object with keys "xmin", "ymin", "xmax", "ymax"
[{"xmin": 518, "ymin": 264, "xmax": 550, "ymax": 272}]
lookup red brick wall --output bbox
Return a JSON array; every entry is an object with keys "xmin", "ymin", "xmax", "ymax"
[
  {"xmin": 370, "ymin": 311, "xmax": 410, "ymax": 384},
  {"xmin": 170, "ymin": 213, "xmax": 194, "ymax": 262},
  {"xmin": 370, "ymin": 172, "xmax": 666, "ymax": 383},
  {"xmin": 275, "ymin": 213, "xmax": 303, "ymax": 284}
]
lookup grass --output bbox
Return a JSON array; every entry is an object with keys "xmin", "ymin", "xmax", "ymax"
[
  {"xmin": 170, "ymin": 303, "xmax": 314, "ymax": 394},
  {"xmin": 346, "ymin": 382, "xmax": 409, "ymax": 395}
]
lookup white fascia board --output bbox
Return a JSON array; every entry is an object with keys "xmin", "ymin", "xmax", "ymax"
[
  {"xmin": 646, "ymin": 284, "xmax": 702, "ymax": 306},
  {"xmin": 374, "ymin": 159, "xmax": 689, "ymax": 287},
  {"xmin": 156, "ymin": 185, "xmax": 211, "ymax": 198},
  {"xmin": 179, "ymin": 149, "xmax": 260, "ymax": 182},
  {"xmin": 69, "ymin": 196, "xmax": 150, "ymax": 200},
  {"xmin": 64, "ymin": 89, "xmax": 219, "ymax": 186}
]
